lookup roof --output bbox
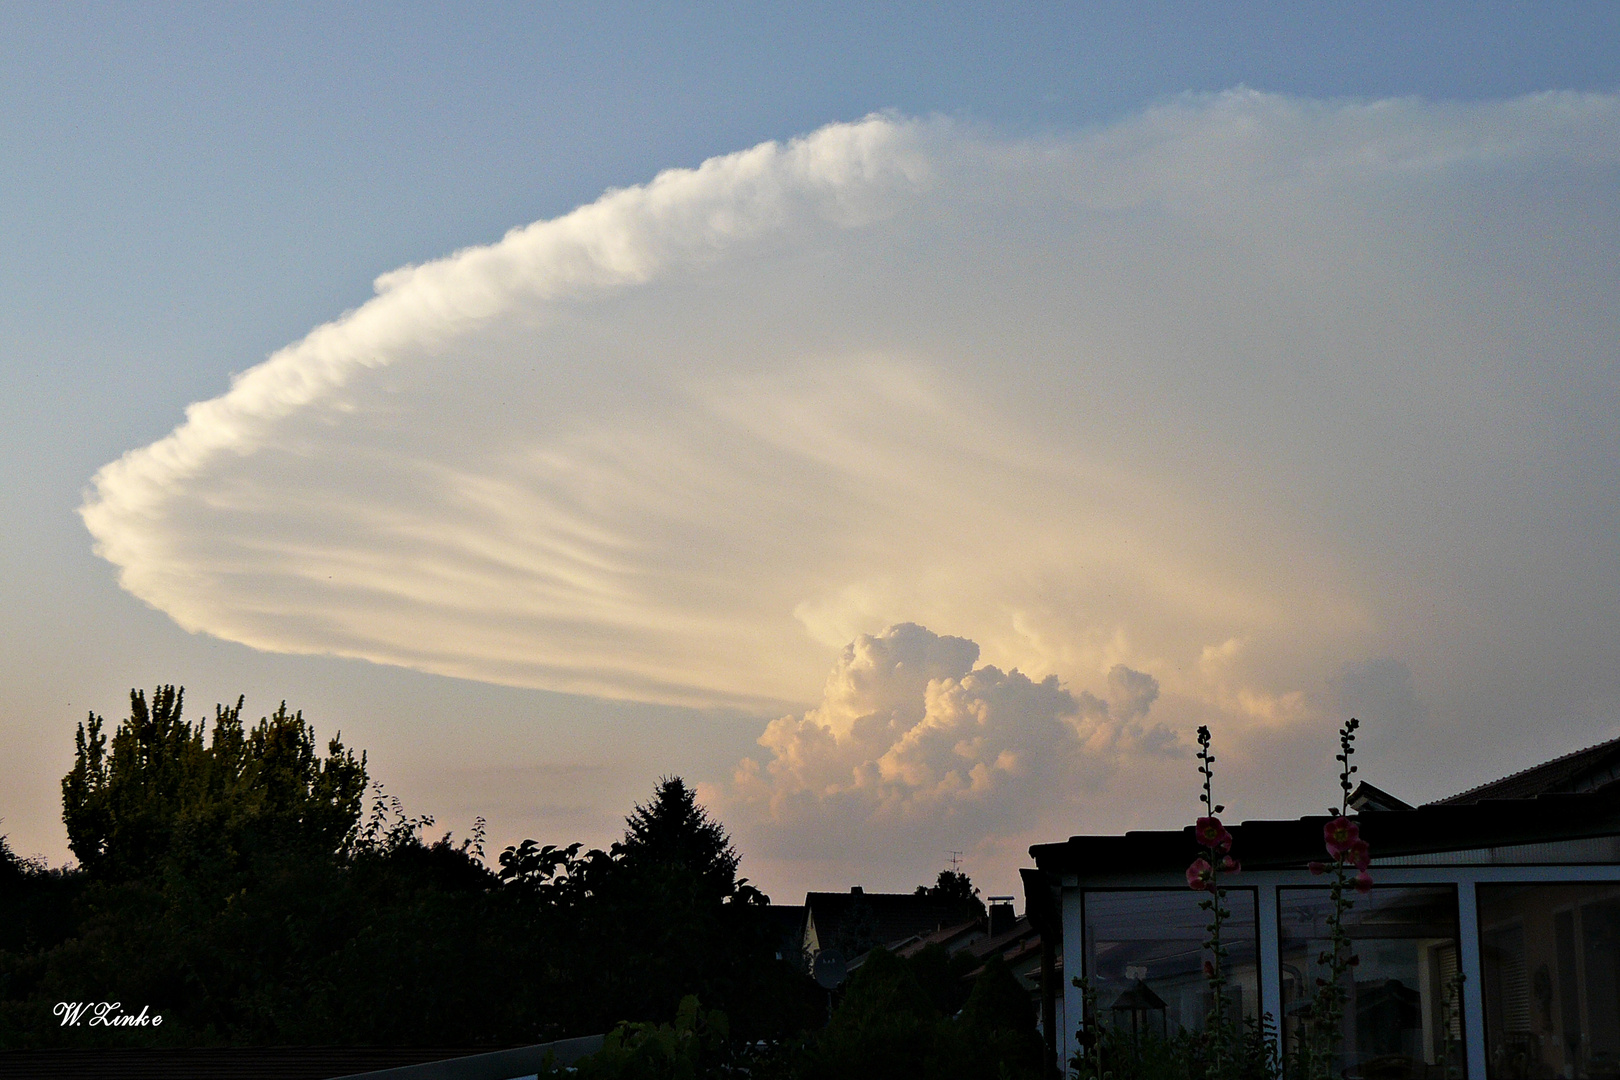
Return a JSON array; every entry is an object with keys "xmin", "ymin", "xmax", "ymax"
[
  {"xmin": 1432, "ymin": 733, "xmax": 1620, "ymax": 804},
  {"xmin": 962, "ymin": 914, "xmax": 1045, "ymax": 978},
  {"xmin": 1348, "ymin": 780, "xmax": 1413, "ymax": 813},
  {"xmin": 759, "ymin": 902, "xmax": 806, "ymax": 954},
  {"xmin": 1030, "ymin": 782, "xmax": 1620, "ymax": 879},
  {"xmin": 892, "ymin": 917, "xmax": 984, "ymax": 958},
  {"xmin": 964, "ymin": 914, "xmax": 1039, "ymax": 964},
  {"xmin": 804, "ymin": 889, "xmax": 975, "ymax": 954}
]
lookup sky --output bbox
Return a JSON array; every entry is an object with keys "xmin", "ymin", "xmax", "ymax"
[{"xmin": 3, "ymin": 4, "xmax": 1620, "ymax": 903}]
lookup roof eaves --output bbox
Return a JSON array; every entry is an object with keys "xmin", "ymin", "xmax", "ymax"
[{"xmin": 1030, "ymin": 785, "xmax": 1620, "ymax": 876}]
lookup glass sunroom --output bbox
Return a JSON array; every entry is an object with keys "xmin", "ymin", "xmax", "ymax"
[{"xmin": 1025, "ymin": 760, "xmax": 1620, "ymax": 1080}]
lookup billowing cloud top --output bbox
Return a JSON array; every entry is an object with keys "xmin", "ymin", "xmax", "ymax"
[
  {"xmin": 730, "ymin": 622, "xmax": 1172, "ymax": 858},
  {"xmin": 83, "ymin": 93, "xmax": 1620, "ymax": 764}
]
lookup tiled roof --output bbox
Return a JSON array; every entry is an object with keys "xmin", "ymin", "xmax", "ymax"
[
  {"xmin": 964, "ymin": 915, "xmax": 1039, "ymax": 963},
  {"xmin": 804, "ymin": 890, "xmax": 972, "ymax": 953},
  {"xmin": 1030, "ymin": 781, "xmax": 1620, "ymax": 877},
  {"xmin": 892, "ymin": 918, "xmax": 983, "ymax": 958},
  {"xmin": 1431, "ymin": 733, "xmax": 1620, "ymax": 804}
]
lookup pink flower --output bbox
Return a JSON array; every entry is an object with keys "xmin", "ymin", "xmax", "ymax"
[
  {"xmin": 1220, "ymin": 855, "xmax": 1241, "ymax": 874},
  {"xmin": 1195, "ymin": 816, "xmax": 1233, "ymax": 853},
  {"xmin": 1308, "ymin": 861, "xmax": 1327, "ymax": 875},
  {"xmin": 1324, "ymin": 817, "xmax": 1360, "ymax": 858},
  {"xmin": 1354, "ymin": 871, "xmax": 1374, "ymax": 894},
  {"xmin": 1347, "ymin": 838, "xmax": 1371, "ymax": 871},
  {"xmin": 1186, "ymin": 858, "xmax": 1213, "ymax": 891}
]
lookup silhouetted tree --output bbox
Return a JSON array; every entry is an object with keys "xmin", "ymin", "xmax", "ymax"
[
  {"xmin": 789, "ymin": 947, "xmax": 1043, "ymax": 1080},
  {"xmin": 10, "ymin": 700, "xmax": 829, "ymax": 1052},
  {"xmin": 916, "ymin": 868, "xmax": 987, "ymax": 922},
  {"xmin": 618, "ymin": 778, "xmax": 739, "ymax": 887}
]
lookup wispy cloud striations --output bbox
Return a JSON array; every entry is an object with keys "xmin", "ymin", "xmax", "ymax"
[{"xmin": 82, "ymin": 93, "xmax": 1620, "ymax": 839}]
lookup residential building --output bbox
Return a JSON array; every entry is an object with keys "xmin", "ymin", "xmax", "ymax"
[{"xmin": 1025, "ymin": 735, "xmax": 1620, "ymax": 1078}]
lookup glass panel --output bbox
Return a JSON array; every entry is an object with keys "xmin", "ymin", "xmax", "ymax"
[
  {"xmin": 1279, "ymin": 886, "xmax": 1464, "ymax": 1079},
  {"xmin": 1083, "ymin": 888, "xmax": 1259, "ymax": 1036},
  {"xmin": 1479, "ymin": 882, "xmax": 1620, "ymax": 1079}
]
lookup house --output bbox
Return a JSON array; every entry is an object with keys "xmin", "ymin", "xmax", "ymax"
[
  {"xmin": 760, "ymin": 901, "xmax": 809, "ymax": 965},
  {"xmin": 802, "ymin": 886, "xmax": 981, "ymax": 963},
  {"xmin": 1024, "ymin": 734, "xmax": 1620, "ymax": 1079},
  {"xmin": 890, "ymin": 916, "xmax": 987, "ymax": 960},
  {"xmin": 960, "ymin": 907, "xmax": 1046, "ymax": 1006}
]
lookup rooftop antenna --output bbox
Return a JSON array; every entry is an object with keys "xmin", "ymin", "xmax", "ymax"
[{"xmin": 947, "ymin": 850, "xmax": 963, "ymax": 871}]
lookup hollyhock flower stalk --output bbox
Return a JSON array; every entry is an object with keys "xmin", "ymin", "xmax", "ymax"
[
  {"xmin": 1188, "ymin": 725, "xmax": 1239, "ymax": 1071},
  {"xmin": 1301, "ymin": 717, "xmax": 1373, "ymax": 1080}
]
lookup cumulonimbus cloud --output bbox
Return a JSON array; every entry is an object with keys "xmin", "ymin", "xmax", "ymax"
[
  {"xmin": 82, "ymin": 92, "xmax": 1620, "ymax": 771},
  {"xmin": 728, "ymin": 623, "xmax": 1174, "ymax": 854}
]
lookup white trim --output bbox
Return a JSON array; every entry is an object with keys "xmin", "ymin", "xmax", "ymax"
[
  {"xmin": 1063, "ymin": 863, "xmax": 1620, "ymax": 889},
  {"xmin": 1059, "ymin": 884, "xmax": 1085, "ymax": 1069},
  {"xmin": 1455, "ymin": 882, "xmax": 1488, "ymax": 1080},
  {"xmin": 1256, "ymin": 884, "xmax": 1282, "ymax": 1032},
  {"xmin": 1054, "ymin": 864, "xmax": 1620, "ymax": 1079}
]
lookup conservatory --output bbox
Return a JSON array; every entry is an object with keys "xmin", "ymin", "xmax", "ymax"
[{"xmin": 1025, "ymin": 741, "xmax": 1620, "ymax": 1080}]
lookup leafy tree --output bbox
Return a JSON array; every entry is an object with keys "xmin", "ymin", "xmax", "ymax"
[
  {"xmin": 61, "ymin": 687, "xmax": 367, "ymax": 880},
  {"xmin": 956, "ymin": 954, "xmax": 1044, "ymax": 1074},
  {"xmin": 802, "ymin": 948, "xmax": 941, "ymax": 1080},
  {"xmin": 567, "ymin": 995, "xmax": 737, "ymax": 1080},
  {"xmin": 498, "ymin": 777, "xmax": 812, "ymax": 1040},
  {"xmin": 916, "ymin": 868, "xmax": 987, "ymax": 922},
  {"xmin": 906, "ymin": 942, "xmax": 983, "ymax": 1017},
  {"xmin": 794, "ymin": 948, "xmax": 1043, "ymax": 1080},
  {"xmin": 3, "ymin": 688, "xmax": 418, "ymax": 1048},
  {"xmin": 16, "ymin": 706, "xmax": 835, "ymax": 1052}
]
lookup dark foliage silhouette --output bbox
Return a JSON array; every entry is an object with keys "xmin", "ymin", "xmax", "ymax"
[{"xmin": 2, "ymin": 688, "xmax": 1039, "ymax": 1078}]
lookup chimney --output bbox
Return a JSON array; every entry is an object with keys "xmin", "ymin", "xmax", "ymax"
[
  {"xmin": 850, "ymin": 885, "xmax": 863, "ymax": 895},
  {"xmin": 987, "ymin": 895, "xmax": 1015, "ymax": 937}
]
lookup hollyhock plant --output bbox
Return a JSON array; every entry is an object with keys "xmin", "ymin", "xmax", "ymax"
[
  {"xmin": 1189, "ymin": 725, "xmax": 1242, "ymax": 1073},
  {"xmin": 1300, "ymin": 717, "xmax": 1374, "ymax": 1080}
]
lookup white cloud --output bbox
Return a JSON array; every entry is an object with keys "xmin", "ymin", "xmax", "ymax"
[
  {"xmin": 81, "ymin": 91, "xmax": 1620, "ymax": 816},
  {"xmin": 726, "ymin": 623, "xmax": 1173, "ymax": 859}
]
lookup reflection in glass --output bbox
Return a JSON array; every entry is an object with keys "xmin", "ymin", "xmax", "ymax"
[
  {"xmin": 1279, "ymin": 886, "xmax": 1464, "ymax": 1079},
  {"xmin": 1083, "ymin": 889, "xmax": 1259, "ymax": 1036},
  {"xmin": 1479, "ymin": 883, "xmax": 1620, "ymax": 1079}
]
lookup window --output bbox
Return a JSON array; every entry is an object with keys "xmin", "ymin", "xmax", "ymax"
[
  {"xmin": 1082, "ymin": 888, "xmax": 1260, "ymax": 1036},
  {"xmin": 1478, "ymin": 883, "xmax": 1620, "ymax": 1079},
  {"xmin": 1279, "ymin": 886, "xmax": 1464, "ymax": 1078}
]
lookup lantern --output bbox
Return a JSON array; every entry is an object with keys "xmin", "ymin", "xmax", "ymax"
[{"xmin": 1109, "ymin": 978, "xmax": 1168, "ymax": 1044}]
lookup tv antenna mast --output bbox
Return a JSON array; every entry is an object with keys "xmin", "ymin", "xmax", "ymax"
[{"xmin": 947, "ymin": 850, "xmax": 963, "ymax": 871}]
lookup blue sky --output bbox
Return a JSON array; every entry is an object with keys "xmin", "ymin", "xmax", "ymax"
[{"xmin": 3, "ymin": 4, "xmax": 1618, "ymax": 898}]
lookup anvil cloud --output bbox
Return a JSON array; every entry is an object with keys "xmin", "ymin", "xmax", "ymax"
[{"xmin": 83, "ymin": 94, "xmax": 1620, "ymax": 821}]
